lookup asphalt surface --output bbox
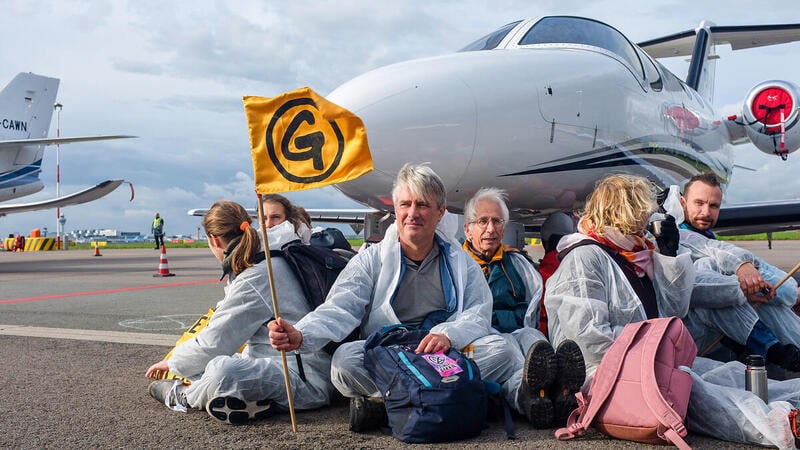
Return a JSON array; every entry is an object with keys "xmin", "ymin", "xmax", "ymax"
[{"xmin": 2, "ymin": 242, "xmax": 797, "ymax": 449}]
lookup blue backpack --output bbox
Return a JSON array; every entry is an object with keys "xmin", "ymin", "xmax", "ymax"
[{"xmin": 363, "ymin": 325, "xmax": 488, "ymax": 443}]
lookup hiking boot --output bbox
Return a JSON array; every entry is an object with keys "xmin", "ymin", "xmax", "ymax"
[
  {"xmin": 349, "ymin": 396, "xmax": 387, "ymax": 432},
  {"xmin": 206, "ymin": 396, "xmax": 275, "ymax": 425},
  {"xmin": 149, "ymin": 380, "xmax": 189, "ymax": 411},
  {"xmin": 520, "ymin": 340, "xmax": 557, "ymax": 429},
  {"xmin": 552, "ymin": 340, "xmax": 586, "ymax": 427},
  {"xmin": 768, "ymin": 344, "xmax": 800, "ymax": 373}
]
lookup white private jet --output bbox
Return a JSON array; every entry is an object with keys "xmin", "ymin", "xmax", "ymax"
[
  {"xmin": 0, "ymin": 72, "xmax": 135, "ymax": 216},
  {"xmin": 193, "ymin": 16, "xmax": 800, "ymax": 242}
]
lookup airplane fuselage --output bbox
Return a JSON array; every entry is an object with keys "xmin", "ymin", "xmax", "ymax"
[{"xmin": 327, "ymin": 17, "xmax": 734, "ymax": 221}]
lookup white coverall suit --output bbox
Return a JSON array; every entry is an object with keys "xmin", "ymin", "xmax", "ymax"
[
  {"xmin": 546, "ymin": 232, "xmax": 799, "ymax": 448},
  {"xmin": 678, "ymin": 228, "xmax": 800, "ymax": 351},
  {"xmin": 168, "ymin": 222, "xmax": 334, "ymax": 411},
  {"xmin": 291, "ymin": 222, "xmax": 519, "ymax": 403}
]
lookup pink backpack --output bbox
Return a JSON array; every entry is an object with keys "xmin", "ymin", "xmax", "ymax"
[{"xmin": 555, "ymin": 317, "xmax": 697, "ymax": 449}]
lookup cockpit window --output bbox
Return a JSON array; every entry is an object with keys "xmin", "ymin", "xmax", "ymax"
[
  {"xmin": 518, "ymin": 17, "xmax": 643, "ymax": 77},
  {"xmin": 459, "ymin": 20, "xmax": 522, "ymax": 52}
]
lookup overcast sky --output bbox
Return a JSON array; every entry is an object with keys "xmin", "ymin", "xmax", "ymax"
[{"xmin": 1, "ymin": 0, "xmax": 799, "ymax": 237}]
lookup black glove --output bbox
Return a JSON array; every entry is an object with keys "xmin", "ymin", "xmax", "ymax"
[{"xmin": 652, "ymin": 214, "xmax": 679, "ymax": 257}]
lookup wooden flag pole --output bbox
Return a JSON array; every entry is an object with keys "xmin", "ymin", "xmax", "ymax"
[
  {"xmin": 256, "ymin": 194, "xmax": 298, "ymax": 432},
  {"xmin": 700, "ymin": 260, "xmax": 800, "ymax": 357},
  {"xmin": 243, "ymin": 88, "xmax": 374, "ymax": 432}
]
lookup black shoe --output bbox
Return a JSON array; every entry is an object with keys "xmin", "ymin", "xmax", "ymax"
[
  {"xmin": 349, "ymin": 396, "xmax": 387, "ymax": 432},
  {"xmin": 520, "ymin": 340, "xmax": 556, "ymax": 429},
  {"xmin": 149, "ymin": 380, "xmax": 189, "ymax": 410},
  {"xmin": 206, "ymin": 396, "xmax": 275, "ymax": 425},
  {"xmin": 552, "ymin": 340, "xmax": 586, "ymax": 427},
  {"xmin": 768, "ymin": 343, "xmax": 800, "ymax": 372}
]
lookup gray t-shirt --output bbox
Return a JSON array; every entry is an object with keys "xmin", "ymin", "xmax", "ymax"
[{"xmin": 391, "ymin": 244, "xmax": 446, "ymax": 327}]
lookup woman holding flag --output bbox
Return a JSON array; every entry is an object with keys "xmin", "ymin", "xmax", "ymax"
[{"xmin": 145, "ymin": 200, "xmax": 334, "ymax": 424}]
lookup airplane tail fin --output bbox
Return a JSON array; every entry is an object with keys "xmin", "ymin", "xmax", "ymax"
[
  {"xmin": 685, "ymin": 21, "xmax": 717, "ymax": 104},
  {"xmin": 0, "ymin": 72, "xmax": 60, "ymax": 141},
  {"xmin": 638, "ymin": 22, "xmax": 800, "ymax": 105}
]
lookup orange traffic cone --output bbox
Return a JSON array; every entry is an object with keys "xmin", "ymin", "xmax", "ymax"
[
  {"xmin": 154, "ymin": 245, "xmax": 175, "ymax": 277},
  {"xmin": 93, "ymin": 243, "xmax": 102, "ymax": 257}
]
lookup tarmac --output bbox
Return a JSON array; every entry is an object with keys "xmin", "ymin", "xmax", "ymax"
[{"xmin": 1, "ymin": 241, "xmax": 797, "ymax": 449}]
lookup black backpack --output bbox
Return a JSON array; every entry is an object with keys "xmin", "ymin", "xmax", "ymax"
[
  {"xmin": 270, "ymin": 240, "xmax": 357, "ymax": 353},
  {"xmin": 309, "ymin": 227, "xmax": 354, "ymax": 253},
  {"xmin": 270, "ymin": 241, "xmax": 348, "ymax": 309}
]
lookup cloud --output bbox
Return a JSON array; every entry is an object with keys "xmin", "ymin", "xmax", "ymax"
[{"xmin": 2, "ymin": 0, "xmax": 800, "ymax": 239}]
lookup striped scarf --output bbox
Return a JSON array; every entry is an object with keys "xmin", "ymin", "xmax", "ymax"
[{"xmin": 579, "ymin": 219, "xmax": 655, "ymax": 278}]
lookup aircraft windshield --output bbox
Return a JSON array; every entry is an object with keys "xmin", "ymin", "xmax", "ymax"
[
  {"xmin": 459, "ymin": 20, "xmax": 522, "ymax": 51},
  {"xmin": 519, "ymin": 16, "xmax": 642, "ymax": 76}
]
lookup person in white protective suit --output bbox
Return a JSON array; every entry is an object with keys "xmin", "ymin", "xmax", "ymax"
[
  {"xmin": 261, "ymin": 193, "xmax": 313, "ymax": 245},
  {"xmin": 268, "ymin": 163, "xmax": 519, "ymax": 433},
  {"xmin": 545, "ymin": 174, "xmax": 800, "ymax": 448},
  {"xmin": 145, "ymin": 200, "xmax": 333, "ymax": 424},
  {"xmin": 667, "ymin": 172, "xmax": 800, "ymax": 372},
  {"xmin": 460, "ymin": 187, "xmax": 585, "ymax": 429}
]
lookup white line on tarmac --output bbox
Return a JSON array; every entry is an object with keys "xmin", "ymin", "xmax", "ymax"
[{"xmin": 0, "ymin": 324, "xmax": 177, "ymax": 346}]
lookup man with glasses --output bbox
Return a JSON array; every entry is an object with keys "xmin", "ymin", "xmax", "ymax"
[{"xmin": 462, "ymin": 188, "xmax": 585, "ymax": 429}]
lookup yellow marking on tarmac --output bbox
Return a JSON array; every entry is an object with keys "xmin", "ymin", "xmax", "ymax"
[{"xmin": 0, "ymin": 324, "xmax": 177, "ymax": 346}]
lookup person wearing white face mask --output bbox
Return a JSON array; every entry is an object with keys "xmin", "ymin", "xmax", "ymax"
[
  {"xmin": 145, "ymin": 200, "xmax": 334, "ymax": 425},
  {"xmin": 260, "ymin": 193, "xmax": 313, "ymax": 245}
]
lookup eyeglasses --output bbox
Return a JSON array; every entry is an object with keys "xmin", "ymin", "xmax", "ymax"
[{"xmin": 471, "ymin": 217, "xmax": 505, "ymax": 229}]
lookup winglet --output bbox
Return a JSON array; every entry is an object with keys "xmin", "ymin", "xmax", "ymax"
[{"xmin": 0, "ymin": 179, "xmax": 129, "ymax": 216}]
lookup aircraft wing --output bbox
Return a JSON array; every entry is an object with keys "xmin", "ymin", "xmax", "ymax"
[
  {"xmin": 0, "ymin": 135, "xmax": 136, "ymax": 149},
  {"xmin": 714, "ymin": 200, "xmax": 800, "ymax": 236},
  {"xmin": 188, "ymin": 207, "xmax": 377, "ymax": 224},
  {"xmin": 638, "ymin": 24, "xmax": 800, "ymax": 58},
  {"xmin": 0, "ymin": 179, "xmax": 130, "ymax": 216},
  {"xmin": 305, "ymin": 208, "xmax": 378, "ymax": 224}
]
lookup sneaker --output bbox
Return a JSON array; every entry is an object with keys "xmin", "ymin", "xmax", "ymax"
[
  {"xmin": 349, "ymin": 396, "xmax": 387, "ymax": 432},
  {"xmin": 552, "ymin": 340, "xmax": 586, "ymax": 427},
  {"xmin": 149, "ymin": 380, "xmax": 189, "ymax": 411},
  {"xmin": 206, "ymin": 396, "xmax": 275, "ymax": 425},
  {"xmin": 520, "ymin": 340, "xmax": 557, "ymax": 429}
]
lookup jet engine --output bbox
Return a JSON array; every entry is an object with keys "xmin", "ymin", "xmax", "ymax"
[{"xmin": 740, "ymin": 80, "xmax": 800, "ymax": 159}]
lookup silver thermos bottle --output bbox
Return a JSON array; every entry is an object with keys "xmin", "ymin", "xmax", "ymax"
[{"xmin": 745, "ymin": 354, "xmax": 768, "ymax": 403}]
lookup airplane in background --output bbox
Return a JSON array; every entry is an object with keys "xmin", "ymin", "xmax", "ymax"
[
  {"xmin": 0, "ymin": 72, "xmax": 135, "ymax": 217},
  {"xmin": 193, "ymin": 16, "xmax": 800, "ymax": 242}
]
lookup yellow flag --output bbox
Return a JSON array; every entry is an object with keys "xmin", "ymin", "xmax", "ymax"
[{"xmin": 244, "ymin": 87, "xmax": 373, "ymax": 193}]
